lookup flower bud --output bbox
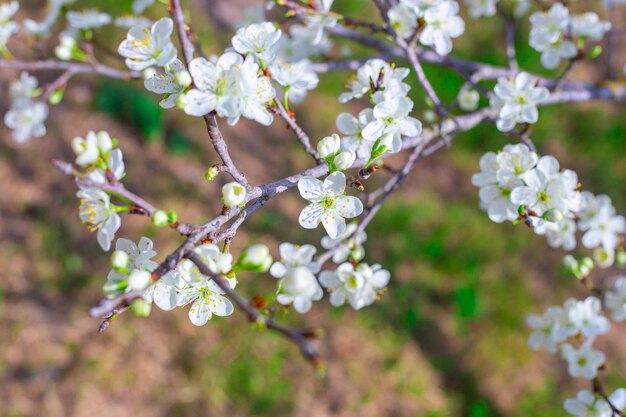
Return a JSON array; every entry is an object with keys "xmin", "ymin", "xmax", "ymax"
[
  {"xmin": 204, "ymin": 166, "xmax": 219, "ymax": 181},
  {"xmin": 562, "ymin": 254, "xmax": 577, "ymax": 272},
  {"xmin": 377, "ymin": 132, "xmax": 395, "ymax": 153},
  {"xmin": 593, "ymin": 247, "xmax": 614, "ymax": 269},
  {"xmin": 143, "ymin": 67, "xmax": 157, "ymax": 80},
  {"xmin": 96, "ymin": 131, "xmax": 113, "ymax": 154},
  {"xmin": 222, "ymin": 182, "xmax": 246, "ymax": 208},
  {"xmin": 617, "ymin": 249, "xmax": 626, "ymax": 268},
  {"xmin": 111, "ymin": 250, "xmax": 130, "ymax": 272},
  {"xmin": 102, "ymin": 279, "xmax": 127, "ymax": 299},
  {"xmin": 423, "ymin": 110, "xmax": 437, "ymax": 123},
  {"xmin": 457, "ymin": 88, "xmax": 479, "ymax": 112},
  {"xmin": 175, "ymin": 92, "xmax": 188, "ymax": 109},
  {"xmin": 542, "ymin": 209, "xmax": 563, "ymax": 223},
  {"xmin": 317, "ymin": 134, "xmax": 340, "ymax": 159},
  {"xmin": 130, "ymin": 298, "xmax": 152, "ymax": 317},
  {"xmin": 151, "ymin": 209, "xmax": 170, "ymax": 227},
  {"xmin": 334, "ymin": 150, "xmax": 356, "ymax": 171},
  {"xmin": 167, "ymin": 210, "xmax": 178, "ymax": 224},
  {"xmin": 127, "ymin": 269, "xmax": 152, "ymax": 291},
  {"xmin": 349, "ymin": 245, "xmax": 365, "ymax": 262},
  {"xmin": 236, "ymin": 244, "xmax": 273, "ymax": 273},
  {"xmin": 174, "ymin": 69, "xmax": 192, "ymax": 87}
]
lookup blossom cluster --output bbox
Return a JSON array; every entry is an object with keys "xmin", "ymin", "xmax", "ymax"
[
  {"xmin": 4, "ymin": 73, "xmax": 48, "ymax": 143},
  {"xmin": 473, "ymin": 143, "xmax": 625, "ymax": 268},
  {"xmin": 529, "ymin": 2, "xmax": 610, "ymax": 69}
]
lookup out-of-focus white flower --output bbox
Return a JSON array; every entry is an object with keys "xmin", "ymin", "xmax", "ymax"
[
  {"xmin": 84, "ymin": 149, "xmax": 126, "ymax": 185},
  {"xmin": 465, "ymin": 0, "xmax": 498, "ymax": 19},
  {"xmin": 605, "ymin": 277, "xmax": 626, "ymax": 321},
  {"xmin": 534, "ymin": 218, "xmax": 577, "ymax": 250},
  {"xmin": 490, "ymin": 72, "xmax": 549, "ymax": 132},
  {"xmin": 339, "ymin": 59, "xmax": 410, "ymax": 103},
  {"xmin": 419, "ymin": 1, "xmax": 465, "ymax": 56},
  {"xmin": 457, "ymin": 87, "xmax": 480, "ymax": 111},
  {"xmin": 511, "ymin": 156, "xmax": 581, "ymax": 218},
  {"xmin": 567, "ymin": 296, "xmax": 610, "ymax": 339},
  {"xmin": 24, "ymin": 0, "xmax": 75, "ymax": 37},
  {"xmin": 118, "ymin": 18, "xmax": 178, "ymax": 71},
  {"xmin": 222, "ymin": 182, "xmax": 246, "ymax": 208},
  {"xmin": 526, "ymin": 306, "xmax": 571, "ymax": 353},
  {"xmin": 77, "ymin": 188, "xmax": 122, "ymax": 251},
  {"xmin": 67, "ymin": 9, "xmax": 112, "ymax": 30},
  {"xmin": 400, "ymin": 0, "xmax": 439, "ymax": 17},
  {"xmin": 114, "ymin": 16, "xmax": 152, "ymax": 29},
  {"xmin": 269, "ymin": 243, "xmax": 322, "ymax": 313},
  {"xmin": 269, "ymin": 59, "xmax": 319, "ymax": 103},
  {"xmin": 107, "ymin": 237, "xmax": 158, "ymax": 282},
  {"xmin": 577, "ymin": 192, "xmax": 625, "ymax": 253},
  {"xmin": 232, "ymin": 22, "xmax": 282, "ymax": 65},
  {"xmin": 571, "ymin": 13, "xmax": 611, "ymax": 41},
  {"xmin": 297, "ymin": 171, "xmax": 364, "ymax": 238},
  {"xmin": 301, "ymin": 0, "xmax": 337, "ymax": 45},
  {"xmin": 511, "ymin": 0, "xmax": 530, "ymax": 17},
  {"xmin": 4, "ymin": 101, "xmax": 48, "ymax": 143},
  {"xmin": 133, "ymin": 0, "xmax": 155, "ymax": 14},
  {"xmin": 0, "ymin": 1, "xmax": 19, "ymax": 50},
  {"xmin": 320, "ymin": 222, "xmax": 367, "ymax": 264},
  {"xmin": 320, "ymin": 262, "xmax": 390, "ymax": 309},
  {"xmin": 71, "ymin": 130, "xmax": 113, "ymax": 167},
  {"xmin": 144, "ymin": 59, "xmax": 189, "ymax": 109},
  {"xmin": 529, "ymin": 3, "xmax": 577, "ymax": 69},
  {"xmin": 388, "ymin": 4, "xmax": 418, "ymax": 38},
  {"xmin": 561, "ymin": 343, "xmax": 605, "ymax": 379},
  {"xmin": 564, "ymin": 389, "xmax": 626, "ymax": 417}
]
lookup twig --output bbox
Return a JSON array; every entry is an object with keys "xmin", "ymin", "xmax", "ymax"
[{"xmin": 272, "ymin": 100, "xmax": 322, "ymax": 164}]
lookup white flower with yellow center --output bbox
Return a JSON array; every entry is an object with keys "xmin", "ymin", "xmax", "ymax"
[
  {"xmin": 77, "ymin": 188, "xmax": 122, "ymax": 251},
  {"xmin": 320, "ymin": 262, "xmax": 389, "ymax": 310},
  {"xmin": 231, "ymin": 22, "xmax": 282, "ymax": 66},
  {"xmin": 176, "ymin": 244, "xmax": 235, "ymax": 326},
  {"xmin": 4, "ymin": 101, "xmax": 48, "ymax": 143},
  {"xmin": 297, "ymin": 171, "xmax": 364, "ymax": 239},
  {"xmin": 144, "ymin": 59, "xmax": 190, "ymax": 109},
  {"xmin": 118, "ymin": 17, "xmax": 177, "ymax": 71}
]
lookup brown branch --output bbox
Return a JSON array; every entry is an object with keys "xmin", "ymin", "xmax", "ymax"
[{"xmin": 272, "ymin": 100, "xmax": 321, "ymax": 164}]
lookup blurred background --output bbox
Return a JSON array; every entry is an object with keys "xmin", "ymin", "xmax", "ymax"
[{"xmin": 2, "ymin": 0, "xmax": 626, "ymax": 416}]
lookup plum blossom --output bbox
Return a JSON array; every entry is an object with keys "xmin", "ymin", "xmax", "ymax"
[
  {"xmin": 269, "ymin": 243, "xmax": 322, "ymax": 313},
  {"xmin": 144, "ymin": 59, "xmax": 190, "ymax": 109},
  {"xmin": 605, "ymin": 277, "xmax": 626, "ymax": 322},
  {"xmin": 301, "ymin": 0, "xmax": 337, "ymax": 45},
  {"xmin": 118, "ymin": 18, "xmax": 178, "ymax": 71},
  {"xmin": 320, "ymin": 262, "xmax": 390, "ymax": 310},
  {"xmin": 232, "ymin": 22, "xmax": 282, "ymax": 65},
  {"xmin": 465, "ymin": 0, "xmax": 498, "ymax": 19},
  {"xmin": 534, "ymin": 218, "xmax": 577, "ymax": 251},
  {"xmin": 176, "ymin": 244, "xmax": 235, "ymax": 326},
  {"xmin": 337, "ymin": 109, "xmax": 377, "ymax": 161},
  {"xmin": 361, "ymin": 97, "xmax": 422, "ymax": 152},
  {"xmin": 297, "ymin": 172, "xmax": 364, "ymax": 239},
  {"xmin": 0, "ymin": 1, "xmax": 19, "ymax": 50},
  {"xmin": 67, "ymin": 9, "xmax": 112, "ymax": 30},
  {"xmin": 526, "ymin": 306, "xmax": 571, "ymax": 353},
  {"xmin": 320, "ymin": 222, "xmax": 367, "ymax": 264},
  {"xmin": 529, "ymin": 3, "xmax": 577, "ymax": 69},
  {"xmin": 571, "ymin": 13, "xmax": 611, "ymax": 41},
  {"xmin": 107, "ymin": 237, "xmax": 158, "ymax": 282},
  {"xmin": 269, "ymin": 59, "xmax": 319, "ymax": 103},
  {"xmin": 71, "ymin": 130, "xmax": 113, "ymax": 167},
  {"xmin": 77, "ymin": 188, "xmax": 122, "ymax": 251},
  {"xmin": 561, "ymin": 343, "xmax": 605, "ymax": 379},
  {"xmin": 419, "ymin": 1, "xmax": 465, "ymax": 56},
  {"xmin": 567, "ymin": 296, "xmax": 610, "ymax": 339},
  {"xmin": 4, "ymin": 102, "xmax": 48, "ymax": 144},
  {"xmin": 577, "ymin": 192, "xmax": 625, "ymax": 252},
  {"xmin": 387, "ymin": 4, "xmax": 418, "ymax": 38},
  {"xmin": 339, "ymin": 59, "xmax": 410, "ymax": 103},
  {"xmin": 490, "ymin": 72, "xmax": 549, "ymax": 132},
  {"xmin": 565, "ymin": 389, "xmax": 626, "ymax": 417},
  {"xmin": 457, "ymin": 87, "xmax": 479, "ymax": 111}
]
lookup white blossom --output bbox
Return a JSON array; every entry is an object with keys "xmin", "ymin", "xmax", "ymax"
[
  {"xmin": 336, "ymin": 109, "xmax": 377, "ymax": 161},
  {"xmin": 222, "ymin": 182, "xmax": 246, "ymax": 208},
  {"xmin": 301, "ymin": 0, "xmax": 337, "ymax": 45},
  {"xmin": 0, "ymin": 1, "xmax": 19, "ymax": 49},
  {"xmin": 297, "ymin": 171, "xmax": 364, "ymax": 239},
  {"xmin": 465, "ymin": 0, "xmax": 498, "ymax": 19},
  {"xmin": 67, "ymin": 9, "xmax": 112, "ymax": 30},
  {"xmin": 490, "ymin": 72, "xmax": 549, "ymax": 132},
  {"xmin": 269, "ymin": 59, "xmax": 319, "ymax": 103},
  {"xmin": 605, "ymin": 277, "xmax": 626, "ymax": 322},
  {"xmin": 457, "ymin": 87, "xmax": 479, "ymax": 111},
  {"xmin": 176, "ymin": 244, "xmax": 235, "ymax": 326},
  {"xmin": 107, "ymin": 237, "xmax": 158, "ymax": 282},
  {"xmin": 144, "ymin": 59, "xmax": 189, "ymax": 109},
  {"xmin": 133, "ymin": 0, "xmax": 155, "ymax": 14},
  {"xmin": 561, "ymin": 343, "xmax": 605, "ymax": 379},
  {"xmin": 526, "ymin": 306, "xmax": 571, "ymax": 353},
  {"xmin": 400, "ymin": 0, "xmax": 440, "ymax": 17},
  {"xmin": 571, "ymin": 13, "xmax": 611, "ymax": 41},
  {"xmin": 269, "ymin": 243, "xmax": 322, "ymax": 313},
  {"xmin": 232, "ymin": 22, "xmax": 282, "ymax": 65},
  {"xmin": 84, "ymin": 149, "xmax": 126, "ymax": 185},
  {"xmin": 24, "ymin": 0, "xmax": 75, "ymax": 37},
  {"xmin": 388, "ymin": 4, "xmax": 418, "ymax": 38},
  {"xmin": 339, "ymin": 59, "xmax": 410, "ymax": 103},
  {"xmin": 565, "ymin": 389, "xmax": 626, "ymax": 417},
  {"xmin": 529, "ymin": 3, "xmax": 577, "ymax": 69},
  {"xmin": 320, "ymin": 222, "xmax": 367, "ymax": 264},
  {"xmin": 4, "ymin": 101, "xmax": 48, "ymax": 144},
  {"xmin": 71, "ymin": 130, "xmax": 113, "ymax": 167},
  {"xmin": 361, "ymin": 97, "xmax": 422, "ymax": 152},
  {"xmin": 577, "ymin": 192, "xmax": 625, "ymax": 252},
  {"xmin": 320, "ymin": 262, "xmax": 389, "ymax": 310},
  {"xmin": 567, "ymin": 296, "xmax": 610, "ymax": 339},
  {"xmin": 534, "ymin": 218, "xmax": 577, "ymax": 250},
  {"xmin": 77, "ymin": 188, "xmax": 122, "ymax": 251},
  {"xmin": 419, "ymin": 1, "xmax": 465, "ymax": 56},
  {"xmin": 114, "ymin": 16, "xmax": 152, "ymax": 29},
  {"xmin": 118, "ymin": 18, "xmax": 178, "ymax": 71}
]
